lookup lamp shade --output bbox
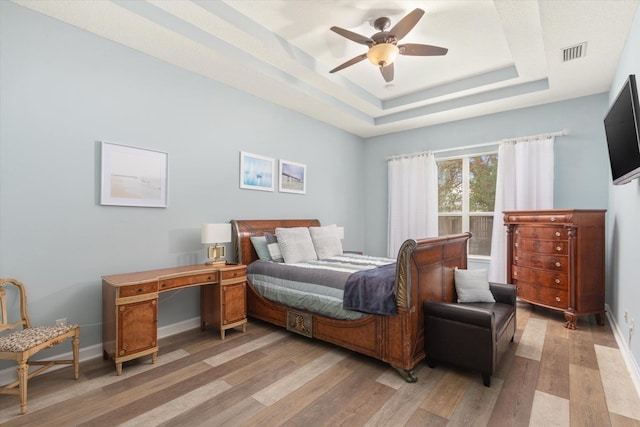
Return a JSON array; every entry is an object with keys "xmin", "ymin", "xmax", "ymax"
[
  {"xmin": 201, "ymin": 223, "xmax": 231, "ymax": 244},
  {"xmin": 367, "ymin": 43, "xmax": 399, "ymax": 67}
]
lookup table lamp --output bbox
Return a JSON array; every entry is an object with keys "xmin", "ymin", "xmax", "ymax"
[{"xmin": 201, "ymin": 223, "xmax": 231, "ymax": 265}]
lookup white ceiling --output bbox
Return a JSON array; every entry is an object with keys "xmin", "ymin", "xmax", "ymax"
[{"xmin": 15, "ymin": 0, "xmax": 639, "ymax": 137}]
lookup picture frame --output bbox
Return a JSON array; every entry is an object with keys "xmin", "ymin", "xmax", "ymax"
[
  {"xmin": 100, "ymin": 141, "xmax": 168, "ymax": 207},
  {"xmin": 240, "ymin": 152, "xmax": 275, "ymax": 192},
  {"xmin": 279, "ymin": 159, "xmax": 307, "ymax": 194}
]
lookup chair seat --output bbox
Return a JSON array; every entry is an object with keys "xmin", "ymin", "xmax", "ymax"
[{"xmin": 0, "ymin": 324, "xmax": 78, "ymax": 352}]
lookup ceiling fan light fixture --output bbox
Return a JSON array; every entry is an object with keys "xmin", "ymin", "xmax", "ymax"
[{"xmin": 367, "ymin": 43, "xmax": 399, "ymax": 67}]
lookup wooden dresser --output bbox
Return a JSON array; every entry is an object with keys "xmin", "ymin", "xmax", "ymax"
[{"xmin": 504, "ymin": 209, "xmax": 606, "ymax": 329}]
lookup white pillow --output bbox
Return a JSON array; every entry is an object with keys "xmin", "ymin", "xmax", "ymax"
[
  {"xmin": 275, "ymin": 227, "xmax": 318, "ymax": 264},
  {"xmin": 454, "ymin": 268, "xmax": 495, "ymax": 303},
  {"xmin": 267, "ymin": 242, "xmax": 284, "ymax": 262},
  {"xmin": 309, "ymin": 224, "xmax": 343, "ymax": 259}
]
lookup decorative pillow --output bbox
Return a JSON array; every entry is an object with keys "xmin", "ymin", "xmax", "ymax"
[
  {"xmin": 275, "ymin": 227, "xmax": 318, "ymax": 264},
  {"xmin": 454, "ymin": 268, "xmax": 495, "ymax": 303},
  {"xmin": 309, "ymin": 224, "xmax": 343, "ymax": 259},
  {"xmin": 250, "ymin": 236, "xmax": 272, "ymax": 261},
  {"xmin": 262, "ymin": 232, "xmax": 284, "ymax": 262},
  {"xmin": 267, "ymin": 242, "xmax": 284, "ymax": 262}
]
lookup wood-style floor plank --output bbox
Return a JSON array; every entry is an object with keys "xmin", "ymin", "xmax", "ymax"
[{"xmin": 1, "ymin": 304, "xmax": 639, "ymax": 427}]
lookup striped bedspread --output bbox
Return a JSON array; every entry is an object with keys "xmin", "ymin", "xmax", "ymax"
[{"xmin": 246, "ymin": 254, "xmax": 396, "ymax": 320}]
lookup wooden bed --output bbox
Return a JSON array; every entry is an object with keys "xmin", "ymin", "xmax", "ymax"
[{"xmin": 231, "ymin": 219, "xmax": 471, "ymax": 382}]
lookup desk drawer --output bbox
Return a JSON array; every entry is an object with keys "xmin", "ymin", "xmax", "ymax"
[
  {"xmin": 221, "ymin": 268, "xmax": 246, "ymax": 280},
  {"xmin": 160, "ymin": 272, "xmax": 218, "ymax": 291},
  {"xmin": 119, "ymin": 282, "xmax": 157, "ymax": 297}
]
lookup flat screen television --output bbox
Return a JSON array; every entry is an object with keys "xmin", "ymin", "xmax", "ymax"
[{"xmin": 604, "ymin": 74, "xmax": 640, "ymax": 185}]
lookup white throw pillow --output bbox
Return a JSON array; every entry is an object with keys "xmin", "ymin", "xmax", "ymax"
[
  {"xmin": 454, "ymin": 268, "xmax": 495, "ymax": 303},
  {"xmin": 309, "ymin": 224, "xmax": 343, "ymax": 259},
  {"xmin": 275, "ymin": 227, "xmax": 318, "ymax": 264}
]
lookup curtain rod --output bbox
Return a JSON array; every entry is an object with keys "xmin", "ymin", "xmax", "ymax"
[{"xmin": 386, "ymin": 128, "xmax": 570, "ymax": 161}]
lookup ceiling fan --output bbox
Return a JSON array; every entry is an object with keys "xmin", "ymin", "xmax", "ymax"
[{"xmin": 329, "ymin": 8, "xmax": 448, "ymax": 82}]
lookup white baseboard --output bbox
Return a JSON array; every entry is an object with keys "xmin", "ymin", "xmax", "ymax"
[
  {"xmin": 0, "ymin": 317, "xmax": 200, "ymax": 386},
  {"xmin": 606, "ymin": 304, "xmax": 640, "ymax": 399}
]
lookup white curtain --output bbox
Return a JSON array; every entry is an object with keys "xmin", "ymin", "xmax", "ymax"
[
  {"xmin": 488, "ymin": 136, "xmax": 555, "ymax": 282},
  {"xmin": 387, "ymin": 152, "xmax": 438, "ymax": 257}
]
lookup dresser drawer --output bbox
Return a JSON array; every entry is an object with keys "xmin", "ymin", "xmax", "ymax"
[
  {"xmin": 160, "ymin": 272, "xmax": 218, "ymax": 291},
  {"xmin": 513, "ymin": 226, "xmax": 568, "ymax": 240},
  {"xmin": 221, "ymin": 268, "xmax": 246, "ymax": 280},
  {"xmin": 515, "ymin": 280, "xmax": 568, "ymax": 309},
  {"xmin": 119, "ymin": 282, "xmax": 157, "ymax": 297},
  {"xmin": 514, "ymin": 238, "xmax": 568, "ymax": 255},
  {"xmin": 512, "ymin": 265, "xmax": 568, "ymax": 290},
  {"xmin": 513, "ymin": 252, "xmax": 568, "ymax": 272},
  {"xmin": 505, "ymin": 213, "xmax": 573, "ymax": 224}
]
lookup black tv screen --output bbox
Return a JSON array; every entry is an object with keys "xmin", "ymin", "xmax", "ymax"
[{"xmin": 604, "ymin": 74, "xmax": 640, "ymax": 185}]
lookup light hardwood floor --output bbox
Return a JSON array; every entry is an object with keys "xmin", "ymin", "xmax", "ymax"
[{"xmin": 1, "ymin": 302, "xmax": 640, "ymax": 426}]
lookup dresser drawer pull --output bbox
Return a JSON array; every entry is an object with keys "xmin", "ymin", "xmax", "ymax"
[
  {"xmin": 555, "ymin": 231, "xmax": 561, "ymax": 237},
  {"xmin": 555, "ymin": 296, "xmax": 561, "ymax": 302},
  {"xmin": 551, "ymin": 216, "xmax": 556, "ymax": 222},
  {"xmin": 514, "ymin": 271, "xmax": 518, "ymax": 276},
  {"xmin": 515, "ymin": 242, "xmax": 519, "ymax": 247},
  {"xmin": 556, "ymin": 246, "xmax": 562, "ymax": 251},
  {"xmin": 515, "ymin": 256, "xmax": 518, "ymax": 261},
  {"xmin": 555, "ymin": 278, "xmax": 561, "ymax": 284},
  {"xmin": 555, "ymin": 262, "xmax": 561, "ymax": 267},
  {"xmin": 515, "ymin": 230, "xmax": 519, "ymax": 235}
]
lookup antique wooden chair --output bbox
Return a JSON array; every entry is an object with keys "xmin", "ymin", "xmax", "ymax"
[{"xmin": 0, "ymin": 278, "xmax": 80, "ymax": 414}]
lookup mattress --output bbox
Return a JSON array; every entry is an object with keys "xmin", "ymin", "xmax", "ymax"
[{"xmin": 246, "ymin": 254, "xmax": 396, "ymax": 320}]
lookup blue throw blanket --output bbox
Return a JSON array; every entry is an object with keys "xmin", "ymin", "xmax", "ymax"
[{"xmin": 342, "ymin": 263, "xmax": 397, "ymax": 315}]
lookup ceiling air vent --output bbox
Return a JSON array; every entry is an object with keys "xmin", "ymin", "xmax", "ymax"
[{"xmin": 562, "ymin": 42, "xmax": 587, "ymax": 62}]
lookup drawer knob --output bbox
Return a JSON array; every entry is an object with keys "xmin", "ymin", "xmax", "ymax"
[
  {"xmin": 555, "ymin": 296, "xmax": 561, "ymax": 302},
  {"xmin": 515, "ymin": 242, "xmax": 519, "ymax": 247},
  {"xmin": 555, "ymin": 231, "xmax": 561, "ymax": 237},
  {"xmin": 556, "ymin": 246, "xmax": 562, "ymax": 251},
  {"xmin": 555, "ymin": 262, "xmax": 561, "ymax": 267},
  {"xmin": 515, "ymin": 256, "xmax": 519, "ymax": 261},
  {"xmin": 555, "ymin": 278, "xmax": 561, "ymax": 284},
  {"xmin": 551, "ymin": 216, "xmax": 556, "ymax": 222},
  {"xmin": 515, "ymin": 230, "xmax": 519, "ymax": 234},
  {"xmin": 514, "ymin": 271, "xmax": 518, "ymax": 276}
]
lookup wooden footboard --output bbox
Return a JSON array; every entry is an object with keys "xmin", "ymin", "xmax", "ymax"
[{"xmin": 231, "ymin": 219, "xmax": 470, "ymax": 381}]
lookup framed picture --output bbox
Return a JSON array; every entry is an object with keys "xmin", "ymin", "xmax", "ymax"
[
  {"xmin": 279, "ymin": 159, "xmax": 306, "ymax": 194},
  {"xmin": 240, "ymin": 152, "xmax": 275, "ymax": 191},
  {"xmin": 100, "ymin": 141, "xmax": 168, "ymax": 207}
]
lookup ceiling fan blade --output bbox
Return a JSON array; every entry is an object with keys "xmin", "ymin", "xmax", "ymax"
[
  {"xmin": 389, "ymin": 8, "xmax": 425, "ymax": 41},
  {"xmin": 399, "ymin": 43, "xmax": 448, "ymax": 56},
  {"xmin": 380, "ymin": 63, "xmax": 394, "ymax": 82},
  {"xmin": 330, "ymin": 53, "xmax": 368, "ymax": 73},
  {"xmin": 330, "ymin": 26, "xmax": 373, "ymax": 46}
]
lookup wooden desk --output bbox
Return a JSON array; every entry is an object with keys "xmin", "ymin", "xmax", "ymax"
[{"xmin": 102, "ymin": 264, "xmax": 247, "ymax": 375}]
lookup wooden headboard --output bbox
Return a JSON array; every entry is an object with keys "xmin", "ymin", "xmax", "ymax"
[{"xmin": 231, "ymin": 219, "xmax": 321, "ymax": 265}]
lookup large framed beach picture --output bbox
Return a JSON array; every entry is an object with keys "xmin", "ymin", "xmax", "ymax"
[
  {"xmin": 100, "ymin": 141, "xmax": 168, "ymax": 207},
  {"xmin": 240, "ymin": 151, "xmax": 275, "ymax": 191},
  {"xmin": 279, "ymin": 159, "xmax": 306, "ymax": 194}
]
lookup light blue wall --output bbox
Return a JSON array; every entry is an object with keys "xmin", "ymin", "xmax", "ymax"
[
  {"xmin": 362, "ymin": 94, "xmax": 611, "ymax": 258},
  {"xmin": 607, "ymin": 5, "xmax": 640, "ymax": 371},
  {"xmin": 0, "ymin": 2, "xmax": 364, "ymax": 365}
]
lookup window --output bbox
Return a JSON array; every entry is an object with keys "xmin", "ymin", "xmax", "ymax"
[{"xmin": 437, "ymin": 152, "xmax": 498, "ymax": 257}]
